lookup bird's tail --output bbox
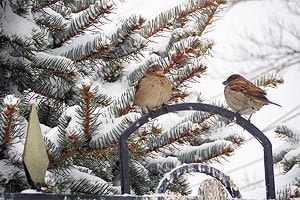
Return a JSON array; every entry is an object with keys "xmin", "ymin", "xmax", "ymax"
[{"xmin": 268, "ymin": 100, "xmax": 281, "ymax": 107}]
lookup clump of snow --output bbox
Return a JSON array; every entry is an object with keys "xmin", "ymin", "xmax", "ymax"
[
  {"xmin": 276, "ymin": 164, "xmax": 300, "ymax": 191},
  {"xmin": 233, "ymin": 116, "xmax": 237, "ymax": 122},
  {"xmin": 34, "ymin": 7, "xmax": 69, "ymax": 25},
  {"xmin": 80, "ymin": 78, "xmax": 92, "ymax": 89},
  {"xmin": 209, "ymin": 126, "xmax": 243, "ymax": 141},
  {"xmin": 7, "ymin": 142, "xmax": 24, "ymax": 162},
  {"xmin": 34, "ymin": 52, "xmax": 75, "ymax": 71},
  {"xmin": 3, "ymin": 94, "xmax": 20, "ymax": 107},
  {"xmin": 146, "ymin": 155, "xmax": 180, "ymax": 167},
  {"xmin": 51, "ymin": 33, "xmax": 111, "ymax": 57},
  {"xmin": 92, "ymin": 78, "xmax": 130, "ymax": 100},
  {"xmin": 0, "ymin": 160, "xmax": 24, "ymax": 187},
  {"xmin": 21, "ymin": 189, "xmax": 42, "ymax": 194},
  {"xmin": 179, "ymin": 140, "xmax": 233, "ymax": 154},
  {"xmin": 284, "ymin": 146, "xmax": 300, "ymax": 161},
  {"xmin": 0, "ymin": 3, "xmax": 41, "ymax": 40},
  {"xmin": 69, "ymin": 166, "xmax": 108, "ymax": 185},
  {"xmin": 148, "ymin": 31, "xmax": 173, "ymax": 53},
  {"xmin": 44, "ymin": 126, "xmax": 60, "ymax": 147},
  {"xmin": 156, "ymin": 113, "xmax": 182, "ymax": 131}
]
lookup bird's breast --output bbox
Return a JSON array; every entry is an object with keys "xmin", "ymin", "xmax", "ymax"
[
  {"xmin": 134, "ymin": 75, "xmax": 172, "ymax": 110},
  {"xmin": 224, "ymin": 86, "xmax": 256, "ymax": 115}
]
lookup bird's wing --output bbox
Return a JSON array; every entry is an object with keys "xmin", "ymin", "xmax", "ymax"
[
  {"xmin": 229, "ymin": 80, "xmax": 267, "ymax": 99},
  {"xmin": 135, "ymin": 75, "xmax": 146, "ymax": 91},
  {"xmin": 135, "ymin": 74, "xmax": 158, "ymax": 92}
]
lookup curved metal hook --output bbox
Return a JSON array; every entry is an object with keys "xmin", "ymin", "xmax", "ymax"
[{"xmin": 118, "ymin": 103, "xmax": 275, "ymax": 199}]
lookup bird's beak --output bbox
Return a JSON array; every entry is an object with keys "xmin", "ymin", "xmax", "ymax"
[{"xmin": 157, "ymin": 70, "xmax": 165, "ymax": 76}]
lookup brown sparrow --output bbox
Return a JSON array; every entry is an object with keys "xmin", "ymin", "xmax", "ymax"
[
  {"xmin": 133, "ymin": 64, "xmax": 172, "ymax": 113},
  {"xmin": 223, "ymin": 74, "xmax": 281, "ymax": 118}
]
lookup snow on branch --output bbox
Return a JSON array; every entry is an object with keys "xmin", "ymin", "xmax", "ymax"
[
  {"xmin": 106, "ymin": 87, "xmax": 135, "ymax": 117},
  {"xmin": 67, "ymin": 167, "xmax": 118, "ymax": 195},
  {"xmin": 141, "ymin": 0, "xmax": 224, "ymax": 39},
  {"xmin": 0, "ymin": 95, "xmax": 24, "ymax": 153},
  {"xmin": 253, "ymin": 73, "xmax": 284, "ymax": 89},
  {"xmin": 34, "ymin": 7, "xmax": 69, "ymax": 33},
  {"xmin": 146, "ymin": 121, "xmax": 194, "ymax": 153},
  {"xmin": 178, "ymin": 140, "xmax": 235, "ymax": 163},
  {"xmin": 33, "ymin": 52, "xmax": 77, "ymax": 76},
  {"xmin": 54, "ymin": 0, "xmax": 114, "ymax": 46},
  {"xmin": 90, "ymin": 114, "xmax": 138, "ymax": 151},
  {"xmin": 58, "ymin": 33, "xmax": 111, "ymax": 62},
  {"xmin": 110, "ymin": 15, "xmax": 145, "ymax": 48}
]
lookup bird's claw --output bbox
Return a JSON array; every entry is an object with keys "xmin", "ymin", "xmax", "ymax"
[{"xmin": 162, "ymin": 103, "xmax": 169, "ymax": 112}]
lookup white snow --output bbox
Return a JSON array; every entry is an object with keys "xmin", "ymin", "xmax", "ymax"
[
  {"xmin": 0, "ymin": 4, "xmax": 39, "ymax": 40},
  {"xmin": 3, "ymin": 94, "xmax": 20, "ymax": 107},
  {"xmin": 69, "ymin": 166, "xmax": 107, "ymax": 184},
  {"xmin": 276, "ymin": 165, "xmax": 300, "ymax": 192},
  {"xmin": 155, "ymin": 113, "xmax": 183, "ymax": 131},
  {"xmin": 51, "ymin": 32, "xmax": 110, "ymax": 56},
  {"xmin": 44, "ymin": 126, "xmax": 60, "ymax": 146},
  {"xmin": 284, "ymin": 146, "xmax": 300, "ymax": 161},
  {"xmin": 20, "ymin": 189, "xmax": 42, "ymax": 194},
  {"xmin": 92, "ymin": 79, "xmax": 130, "ymax": 100},
  {"xmin": 80, "ymin": 78, "xmax": 92, "ymax": 89}
]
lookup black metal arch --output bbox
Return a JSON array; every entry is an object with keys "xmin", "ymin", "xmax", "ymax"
[{"xmin": 118, "ymin": 103, "xmax": 276, "ymax": 199}]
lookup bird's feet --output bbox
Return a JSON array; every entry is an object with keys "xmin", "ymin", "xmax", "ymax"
[
  {"xmin": 141, "ymin": 107, "xmax": 149, "ymax": 114},
  {"xmin": 247, "ymin": 114, "xmax": 252, "ymax": 123},
  {"xmin": 162, "ymin": 103, "xmax": 169, "ymax": 112}
]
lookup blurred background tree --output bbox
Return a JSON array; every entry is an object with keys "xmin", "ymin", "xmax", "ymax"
[{"xmin": 222, "ymin": 0, "xmax": 300, "ymax": 198}]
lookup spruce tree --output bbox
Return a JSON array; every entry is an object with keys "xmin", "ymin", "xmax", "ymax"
[
  {"xmin": 274, "ymin": 126, "xmax": 300, "ymax": 199},
  {"xmin": 0, "ymin": 0, "xmax": 270, "ymax": 195}
]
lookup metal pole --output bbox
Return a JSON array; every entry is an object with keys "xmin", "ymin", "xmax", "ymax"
[
  {"xmin": 118, "ymin": 136, "xmax": 129, "ymax": 194},
  {"xmin": 118, "ymin": 103, "xmax": 276, "ymax": 199}
]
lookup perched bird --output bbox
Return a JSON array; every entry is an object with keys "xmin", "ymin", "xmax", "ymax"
[
  {"xmin": 223, "ymin": 74, "xmax": 281, "ymax": 119},
  {"xmin": 134, "ymin": 64, "xmax": 172, "ymax": 113}
]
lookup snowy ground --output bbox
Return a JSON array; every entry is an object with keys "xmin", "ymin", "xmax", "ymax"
[{"xmin": 112, "ymin": 0, "xmax": 300, "ymax": 198}]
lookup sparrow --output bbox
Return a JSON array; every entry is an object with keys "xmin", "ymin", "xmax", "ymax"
[
  {"xmin": 133, "ymin": 64, "xmax": 172, "ymax": 113},
  {"xmin": 223, "ymin": 74, "xmax": 281, "ymax": 119}
]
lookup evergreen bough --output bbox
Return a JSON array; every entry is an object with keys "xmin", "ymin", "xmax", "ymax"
[{"xmin": 2, "ymin": 0, "xmax": 289, "ymax": 196}]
